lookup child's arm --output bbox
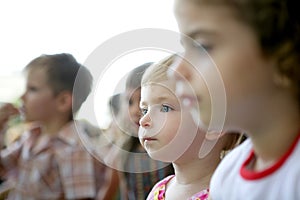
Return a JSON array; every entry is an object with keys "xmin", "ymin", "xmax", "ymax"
[
  {"xmin": 0, "ymin": 103, "xmax": 21, "ymax": 178},
  {"xmin": 0, "ymin": 104, "xmax": 19, "ymax": 148},
  {"xmin": 0, "ymin": 104, "xmax": 19, "ymax": 131}
]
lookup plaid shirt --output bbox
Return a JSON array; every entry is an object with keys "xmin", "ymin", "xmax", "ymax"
[
  {"xmin": 123, "ymin": 145, "xmax": 174, "ymax": 200},
  {"xmin": 0, "ymin": 121, "xmax": 112, "ymax": 199}
]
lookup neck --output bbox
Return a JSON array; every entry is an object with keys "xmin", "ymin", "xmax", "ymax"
[
  {"xmin": 248, "ymin": 96, "xmax": 300, "ymax": 170},
  {"xmin": 172, "ymin": 151, "xmax": 220, "ymax": 189},
  {"xmin": 41, "ymin": 117, "xmax": 71, "ymax": 136}
]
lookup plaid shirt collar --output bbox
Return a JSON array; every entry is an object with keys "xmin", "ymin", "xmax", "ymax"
[{"xmin": 27, "ymin": 121, "xmax": 84, "ymax": 156}]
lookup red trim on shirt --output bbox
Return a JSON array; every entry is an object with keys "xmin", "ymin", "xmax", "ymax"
[{"xmin": 240, "ymin": 133, "xmax": 300, "ymax": 180}]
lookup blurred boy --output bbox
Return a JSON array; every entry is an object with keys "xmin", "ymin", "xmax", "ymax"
[{"xmin": 0, "ymin": 53, "xmax": 116, "ymax": 199}]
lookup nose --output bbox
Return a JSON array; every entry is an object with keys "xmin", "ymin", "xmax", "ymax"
[
  {"xmin": 139, "ymin": 112, "xmax": 151, "ymax": 128},
  {"xmin": 169, "ymin": 54, "xmax": 192, "ymax": 82}
]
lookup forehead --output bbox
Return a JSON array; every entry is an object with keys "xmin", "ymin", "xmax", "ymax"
[
  {"xmin": 26, "ymin": 67, "xmax": 48, "ymax": 80},
  {"xmin": 141, "ymin": 82, "xmax": 177, "ymax": 101},
  {"xmin": 125, "ymin": 88, "xmax": 141, "ymax": 99},
  {"xmin": 174, "ymin": 0, "xmax": 238, "ymax": 34},
  {"xmin": 26, "ymin": 67, "xmax": 54, "ymax": 89}
]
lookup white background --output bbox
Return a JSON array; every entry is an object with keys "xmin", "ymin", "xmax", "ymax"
[{"xmin": 0, "ymin": 0, "xmax": 179, "ymax": 128}]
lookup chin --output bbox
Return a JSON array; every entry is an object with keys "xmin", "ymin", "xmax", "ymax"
[{"xmin": 148, "ymin": 150, "xmax": 178, "ymax": 163}]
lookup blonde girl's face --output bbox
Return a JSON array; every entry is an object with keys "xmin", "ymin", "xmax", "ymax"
[
  {"xmin": 139, "ymin": 81, "xmax": 201, "ymax": 162},
  {"xmin": 172, "ymin": 0, "xmax": 279, "ymax": 133}
]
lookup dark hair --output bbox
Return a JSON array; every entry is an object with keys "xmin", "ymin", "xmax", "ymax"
[
  {"xmin": 122, "ymin": 62, "xmax": 153, "ymax": 152},
  {"xmin": 193, "ymin": 0, "xmax": 300, "ymax": 105},
  {"xmin": 109, "ymin": 93, "xmax": 122, "ymax": 117},
  {"xmin": 25, "ymin": 53, "xmax": 93, "ymax": 114},
  {"xmin": 125, "ymin": 62, "xmax": 153, "ymax": 90}
]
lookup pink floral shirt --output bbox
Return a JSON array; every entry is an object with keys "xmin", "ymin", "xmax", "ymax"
[{"xmin": 146, "ymin": 175, "xmax": 209, "ymax": 200}]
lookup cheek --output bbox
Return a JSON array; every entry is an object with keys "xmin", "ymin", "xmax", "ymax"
[
  {"xmin": 162, "ymin": 123, "xmax": 180, "ymax": 143},
  {"xmin": 155, "ymin": 112, "xmax": 199, "ymax": 162},
  {"xmin": 31, "ymin": 96, "xmax": 55, "ymax": 114},
  {"xmin": 162, "ymin": 115, "xmax": 185, "ymax": 142},
  {"xmin": 219, "ymin": 56, "xmax": 271, "ymax": 104},
  {"xmin": 36, "ymin": 96, "xmax": 53, "ymax": 107},
  {"xmin": 128, "ymin": 103, "xmax": 139, "ymax": 116}
]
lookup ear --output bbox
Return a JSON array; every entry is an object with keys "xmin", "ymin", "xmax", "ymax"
[
  {"xmin": 273, "ymin": 72, "xmax": 292, "ymax": 88},
  {"xmin": 56, "ymin": 91, "xmax": 73, "ymax": 113}
]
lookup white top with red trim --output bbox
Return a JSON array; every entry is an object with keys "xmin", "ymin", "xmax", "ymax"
[{"xmin": 210, "ymin": 135, "xmax": 300, "ymax": 200}]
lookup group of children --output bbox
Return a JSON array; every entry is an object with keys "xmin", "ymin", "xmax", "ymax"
[{"xmin": 0, "ymin": 0, "xmax": 300, "ymax": 199}]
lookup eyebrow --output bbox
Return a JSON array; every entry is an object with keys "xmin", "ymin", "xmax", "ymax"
[
  {"xmin": 181, "ymin": 29, "xmax": 218, "ymax": 44},
  {"xmin": 179, "ymin": 29, "xmax": 218, "ymax": 46},
  {"xmin": 140, "ymin": 95, "xmax": 175, "ymax": 107},
  {"xmin": 187, "ymin": 29, "xmax": 218, "ymax": 38}
]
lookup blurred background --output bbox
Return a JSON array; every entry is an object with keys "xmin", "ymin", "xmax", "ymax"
[{"xmin": 0, "ymin": 0, "xmax": 179, "ymax": 128}]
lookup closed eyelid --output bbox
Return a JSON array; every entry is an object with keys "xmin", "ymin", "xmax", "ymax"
[
  {"xmin": 27, "ymin": 85, "xmax": 38, "ymax": 91},
  {"xmin": 182, "ymin": 30, "xmax": 217, "ymax": 47},
  {"xmin": 193, "ymin": 40, "xmax": 213, "ymax": 51},
  {"xmin": 188, "ymin": 29, "xmax": 218, "ymax": 39}
]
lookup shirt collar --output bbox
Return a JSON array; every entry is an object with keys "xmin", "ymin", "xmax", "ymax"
[{"xmin": 28, "ymin": 121, "xmax": 86, "ymax": 155}]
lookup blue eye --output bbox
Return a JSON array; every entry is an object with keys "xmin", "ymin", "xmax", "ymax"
[
  {"xmin": 161, "ymin": 105, "xmax": 173, "ymax": 113},
  {"xmin": 141, "ymin": 108, "xmax": 148, "ymax": 116}
]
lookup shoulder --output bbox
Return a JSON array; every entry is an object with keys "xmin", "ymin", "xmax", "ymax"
[
  {"xmin": 189, "ymin": 188, "xmax": 209, "ymax": 200},
  {"xmin": 146, "ymin": 175, "xmax": 175, "ymax": 200},
  {"xmin": 216, "ymin": 138, "xmax": 252, "ymax": 173},
  {"xmin": 284, "ymin": 139, "xmax": 300, "ymax": 184},
  {"xmin": 54, "ymin": 122, "xmax": 95, "ymax": 165},
  {"xmin": 155, "ymin": 174, "xmax": 175, "ymax": 187},
  {"xmin": 210, "ymin": 139, "xmax": 252, "ymax": 197}
]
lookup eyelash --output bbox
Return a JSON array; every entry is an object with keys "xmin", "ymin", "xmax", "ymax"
[
  {"xmin": 161, "ymin": 104, "xmax": 173, "ymax": 112},
  {"xmin": 141, "ymin": 108, "xmax": 148, "ymax": 116},
  {"xmin": 27, "ymin": 86, "xmax": 37, "ymax": 92},
  {"xmin": 140, "ymin": 104, "xmax": 174, "ymax": 116},
  {"xmin": 192, "ymin": 41, "xmax": 212, "ymax": 52}
]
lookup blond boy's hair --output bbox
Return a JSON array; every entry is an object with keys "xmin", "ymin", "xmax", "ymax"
[{"xmin": 141, "ymin": 54, "xmax": 176, "ymax": 86}]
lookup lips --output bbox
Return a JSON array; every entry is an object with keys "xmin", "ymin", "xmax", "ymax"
[
  {"xmin": 142, "ymin": 137, "xmax": 157, "ymax": 145},
  {"xmin": 143, "ymin": 137, "xmax": 156, "ymax": 141}
]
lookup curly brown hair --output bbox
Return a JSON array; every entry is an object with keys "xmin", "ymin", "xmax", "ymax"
[{"xmin": 192, "ymin": 0, "xmax": 300, "ymax": 106}]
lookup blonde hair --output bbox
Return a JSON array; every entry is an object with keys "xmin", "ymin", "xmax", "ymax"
[{"xmin": 141, "ymin": 54, "xmax": 176, "ymax": 86}]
